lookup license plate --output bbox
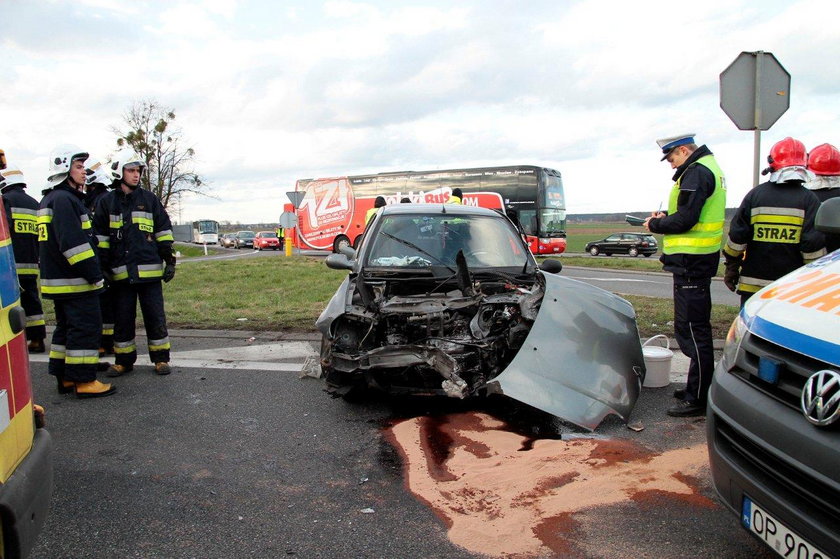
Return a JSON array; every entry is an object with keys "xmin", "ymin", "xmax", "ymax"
[{"xmin": 742, "ymin": 496, "xmax": 829, "ymax": 558}]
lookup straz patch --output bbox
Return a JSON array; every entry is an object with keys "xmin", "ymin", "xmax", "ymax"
[
  {"xmin": 14, "ymin": 221, "xmax": 37, "ymax": 235},
  {"xmin": 138, "ymin": 223, "xmax": 153, "ymax": 233},
  {"xmin": 754, "ymin": 224, "xmax": 800, "ymax": 243}
]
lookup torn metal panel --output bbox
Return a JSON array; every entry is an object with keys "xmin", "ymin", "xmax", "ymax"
[{"xmin": 489, "ymin": 273, "xmax": 645, "ymax": 431}]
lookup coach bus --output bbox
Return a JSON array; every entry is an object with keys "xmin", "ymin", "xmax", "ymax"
[
  {"xmin": 191, "ymin": 219, "xmax": 219, "ymax": 244},
  {"xmin": 293, "ymin": 165, "xmax": 566, "ymax": 254}
]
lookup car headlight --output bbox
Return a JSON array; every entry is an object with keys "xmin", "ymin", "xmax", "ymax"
[{"xmin": 720, "ymin": 313, "xmax": 748, "ymax": 372}]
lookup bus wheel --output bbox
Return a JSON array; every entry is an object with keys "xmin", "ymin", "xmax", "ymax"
[
  {"xmin": 353, "ymin": 235, "xmax": 363, "ymax": 249},
  {"xmin": 333, "ymin": 235, "xmax": 351, "ymax": 253}
]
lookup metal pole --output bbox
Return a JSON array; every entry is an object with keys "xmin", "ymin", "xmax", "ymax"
[{"xmin": 752, "ymin": 51, "xmax": 764, "ymax": 187}]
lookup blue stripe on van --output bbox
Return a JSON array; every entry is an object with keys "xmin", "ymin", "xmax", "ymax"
[
  {"xmin": 749, "ymin": 314, "xmax": 840, "ymax": 367},
  {"xmin": 0, "ymin": 243, "xmax": 19, "ymax": 308}
]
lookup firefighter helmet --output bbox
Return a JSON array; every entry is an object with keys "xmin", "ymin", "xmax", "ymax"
[
  {"xmin": 765, "ymin": 137, "xmax": 807, "ymax": 173},
  {"xmin": 808, "ymin": 143, "xmax": 840, "ymax": 176},
  {"xmin": 0, "ymin": 164, "xmax": 26, "ymax": 192},
  {"xmin": 109, "ymin": 149, "xmax": 146, "ymax": 182},
  {"xmin": 47, "ymin": 144, "xmax": 89, "ymax": 187}
]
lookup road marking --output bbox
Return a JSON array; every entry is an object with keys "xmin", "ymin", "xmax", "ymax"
[
  {"xmin": 574, "ymin": 276, "xmax": 660, "ymax": 283},
  {"xmin": 28, "ymin": 341, "xmax": 318, "ymax": 373}
]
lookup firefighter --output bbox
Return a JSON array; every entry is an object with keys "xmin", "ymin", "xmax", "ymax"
[
  {"xmin": 644, "ymin": 133, "xmax": 726, "ymax": 417},
  {"xmin": 94, "ymin": 149, "xmax": 176, "ymax": 377},
  {"xmin": 1, "ymin": 164, "xmax": 47, "ymax": 352},
  {"xmin": 806, "ymin": 143, "xmax": 840, "ymax": 253},
  {"xmin": 38, "ymin": 145, "xmax": 114, "ymax": 397},
  {"xmin": 723, "ymin": 137, "xmax": 826, "ymax": 306},
  {"xmin": 85, "ymin": 159, "xmax": 116, "ymax": 356}
]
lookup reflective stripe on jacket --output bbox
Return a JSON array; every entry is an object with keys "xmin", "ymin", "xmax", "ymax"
[
  {"xmin": 93, "ymin": 187, "xmax": 174, "ymax": 284},
  {"xmin": 2, "ymin": 184, "xmax": 40, "ymax": 275},
  {"xmin": 724, "ymin": 180, "xmax": 826, "ymax": 293},
  {"xmin": 663, "ymin": 155, "xmax": 726, "ymax": 255},
  {"xmin": 37, "ymin": 183, "xmax": 103, "ymax": 299}
]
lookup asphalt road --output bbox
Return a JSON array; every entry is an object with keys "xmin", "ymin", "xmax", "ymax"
[{"xmin": 28, "ymin": 331, "xmax": 773, "ymax": 559}]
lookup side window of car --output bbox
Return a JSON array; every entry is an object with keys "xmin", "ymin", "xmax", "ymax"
[{"xmin": 605, "ymin": 235, "xmax": 620, "ymax": 242}]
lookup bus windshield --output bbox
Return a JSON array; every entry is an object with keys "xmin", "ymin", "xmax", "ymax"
[
  {"xmin": 539, "ymin": 173, "xmax": 566, "ymax": 237},
  {"xmin": 197, "ymin": 220, "xmax": 219, "ymax": 233}
]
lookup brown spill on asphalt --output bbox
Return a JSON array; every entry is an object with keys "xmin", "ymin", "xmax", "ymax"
[{"xmin": 384, "ymin": 412, "xmax": 711, "ymax": 558}]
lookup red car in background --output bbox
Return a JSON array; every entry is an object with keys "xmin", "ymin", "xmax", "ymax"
[{"xmin": 253, "ymin": 231, "xmax": 280, "ymax": 250}]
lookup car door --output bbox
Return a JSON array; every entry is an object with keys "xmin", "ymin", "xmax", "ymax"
[{"xmin": 603, "ymin": 234, "xmax": 621, "ymax": 252}]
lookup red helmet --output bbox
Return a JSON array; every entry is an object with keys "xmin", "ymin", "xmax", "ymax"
[
  {"xmin": 807, "ymin": 143, "xmax": 840, "ymax": 176},
  {"xmin": 766, "ymin": 137, "xmax": 807, "ymax": 172}
]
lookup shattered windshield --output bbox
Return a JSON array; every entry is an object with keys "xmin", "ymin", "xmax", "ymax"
[{"xmin": 366, "ymin": 214, "xmax": 531, "ymax": 268}]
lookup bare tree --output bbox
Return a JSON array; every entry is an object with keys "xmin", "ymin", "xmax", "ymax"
[{"xmin": 113, "ymin": 99, "xmax": 205, "ymax": 209}]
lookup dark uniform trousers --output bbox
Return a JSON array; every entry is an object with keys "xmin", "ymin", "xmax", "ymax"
[
  {"xmin": 99, "ymin": 288, "xmax": 115, "ymax": 353},
  {"xmin": 673, "ymin": 275, "xmax": 714, "ymax": 404},
  {"xmin": 18, "ymin": 274, "xmax": 46, "ymax": 342},
  {"xmin": 113, "ymin": 281, "xmax": 170, "ymax": 366},
  {"xmin": 49, "ymin": 294, "xmax": 102, "ymax": 382}
]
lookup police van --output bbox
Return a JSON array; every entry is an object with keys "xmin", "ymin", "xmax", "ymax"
[
  {"xmin": 0, "ymin": 196, "xmax": 53, "ymax": 558},
  {"xmin": 708, "ymin": 197, "xmax": 840, "ymax": 558}
]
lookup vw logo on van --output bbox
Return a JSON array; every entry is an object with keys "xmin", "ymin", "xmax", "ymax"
[{"xmin": 801, "ymin": 370, "xmax": 840, "ymax": 426}]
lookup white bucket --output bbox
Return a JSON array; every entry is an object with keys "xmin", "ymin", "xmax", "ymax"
[{"xmin": 642, "ymin": 335, "xmax": 673, "ymax": 388}]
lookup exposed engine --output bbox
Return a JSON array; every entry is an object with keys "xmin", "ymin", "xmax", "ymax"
[{"xmin": 324, "ymin": 274, "xmax": 544, "ymax": 398}]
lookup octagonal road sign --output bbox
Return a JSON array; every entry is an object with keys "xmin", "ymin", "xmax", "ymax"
[{"xmin": 720, "ymin": 51, "xmax": 790, "ymax": 131}]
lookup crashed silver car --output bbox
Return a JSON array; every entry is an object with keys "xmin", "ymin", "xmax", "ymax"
[{"xmin": 316, "ymin": 204, "xmax": 645, "ymax": 430}]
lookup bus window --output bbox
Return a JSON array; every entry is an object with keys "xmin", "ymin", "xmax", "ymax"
[{"xmin": 518, "ymin": 210, "xmax": 537, "ymax": 236}]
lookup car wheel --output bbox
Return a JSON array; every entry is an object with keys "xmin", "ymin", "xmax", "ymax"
[
  {"xmin": 333, "ymin": 235, "xmax": 351, "ymax": 253},
  {"xmin": 628, "ymin": 247, "xmax": 639, "ymax": 257},
  {"xmin": 589, "ymin": 246, "xmax": 600, "ymax": 256}
]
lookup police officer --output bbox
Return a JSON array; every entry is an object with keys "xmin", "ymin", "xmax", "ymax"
[
  {"xmin": 724, "ymin": 138, "xmax": 826, "ymax": 306},
  {"xmin": 94, "ymin": 149, "xmax": 176, "ymax": 377},
  {"xmin": 85, "ymin": 159, "xmax": 116, "ymax": 356},
  {"xmin": 806, "ymin": 142, "xmax": 840, "ymax": 253},
  {"xmin": 644, "ymin": 133, "xmax": 726, "ymax": 417},
  {"xmin": 38, "ymin": 145, "xmax": 114, "ymax": 397},
  {"xmin": 1, "ymin": 164, "xmax": 47, "ymax": 352}
]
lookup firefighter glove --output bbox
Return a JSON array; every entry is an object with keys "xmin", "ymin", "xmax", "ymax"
[
  {"xmin": 163, "ymin": 263, "xmax": 176, "ymax": 283},
  {"xmin": 723, "ymin": 260, "xmax": 740, "ymax": 292}
]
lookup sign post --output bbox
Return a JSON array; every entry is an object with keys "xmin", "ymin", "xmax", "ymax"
[
  {"xmin": 279, "ymin": 210, "xmax": 298, "ymax": 257},
  {"xmin": 720, "ymin": 51, "xmax": 791, "ymax": 186}
]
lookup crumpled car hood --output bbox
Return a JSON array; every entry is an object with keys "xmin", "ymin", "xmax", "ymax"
[
  {"xmin": 487, "ymin": 272, "xmax": 644, "ymax": 430},
  {"xmin": 317, "ymin": 271, "xmax": 645, "ymax": 431}
]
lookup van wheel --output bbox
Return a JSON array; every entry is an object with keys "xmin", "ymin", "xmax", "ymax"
[{"xmin": 333, "ymin": 235, "xmax": 351, "ymax": 253}]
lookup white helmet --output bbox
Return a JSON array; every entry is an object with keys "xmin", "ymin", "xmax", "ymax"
[
  {"xmin": 48, "ymin": 144, "xmax": 89, "ymax": 187},
  {"xmin": 109, "ymin": 148, "xmax": 146, "ymax": 182},
  {"xmin": 0, "ymin": 164, "xmax": 26, "ymax": 192},
  {"xmin": 85, "ymin": 158, "xmax": 112, "ymax": 187}
]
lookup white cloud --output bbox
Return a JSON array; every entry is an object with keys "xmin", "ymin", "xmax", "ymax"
[{"xmin": 2, "ymin": 0, "xmax": 840, "ymax": 227}]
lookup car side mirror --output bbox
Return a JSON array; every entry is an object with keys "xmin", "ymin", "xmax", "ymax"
[
  {"xmin": 325, "ymin": 253, "xmax": 354, "ymax": 271},
  {"xmin": 539, "ymin": 258, "xmax": 562, "ymax": 274},
  {"xmin": 339, "ymin": 245, "xmax": 357, "ymax": 259},
  {"xmin": 816, "ymin": 197, "xmax": 840, "ymax": 234}
]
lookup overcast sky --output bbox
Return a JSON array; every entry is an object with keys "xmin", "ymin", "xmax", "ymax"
[{"xmin": 3, "ymin": 0, "xmax": 840, "ymax": 225}]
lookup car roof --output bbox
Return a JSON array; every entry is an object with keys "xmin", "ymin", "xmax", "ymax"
[{"xmin": 378, "ymin": 203, "xmax": 503, "ymax": 218}]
